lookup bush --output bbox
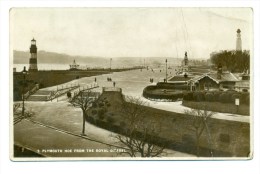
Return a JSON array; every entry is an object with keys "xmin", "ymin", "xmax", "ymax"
[
  {"xmin": 107, "ymin": 116, "xmax": 115, "ymax": 124},
  {"xmin": 119, "ymin": 121, "xmax": 126, "ymax": 127},
  {"xmin": 193, "ymin": 92, "xmax": 205, "ymax": 102},
  {"xmin": 242, "ymin": 89, "xmax": 248, "ymax": 92},
  {"xmin": 246, "ymin": 95, "xmax": 250, "ymax": 105},
  {"xmin": 98, "ymin": 113, "xmax": 105, "ymax": 120},
  {"xmin": 193, "ymin": 92, "xmax": 199, "ymax": 101},
  {"xmin": 219, "ymin": 93, "xmax": 229, "ymax": 103},
  {"xmin": 240, "ymin": 92, "xmax": 250, "ymax": 105},
  {"xmin": 205, "ymin": 93, "xmax": 214, "ymax": 102},
  {"xmin": 92, "ymin": 102, "xmax": 97, "ymax": 108},
  {"xmin": 91, "ymin": 109, "xmax": 97, "ymax": 115},
  {"xmin": 231, "ymin": 93, "xmax": 240, "ymax": 103},
  {"xmin": 183, "ymin": 92, "xmax": 193, "ymax": 101},
  {"xmin": 97, "ymin": 108, "xmax": 105, "ymax": 117},
  {"xmin": 182, "ymin": 134, "xmax": 195, "ymax": 144},
  {"xmin": 98, "ymin": 102, "xmax": 105, "ymax": 107},
  {"xmin": 87, "ymin": 116, "xmax": 95, "ymax": 124},
  {"xmin": 213, "ymin": 92, "xmax": 221, "ymax": 102}
]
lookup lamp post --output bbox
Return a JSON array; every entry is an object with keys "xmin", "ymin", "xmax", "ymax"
[
  {"xmin": 165, "ymin": 59, "xmax": 168, "ymax": 83},
  {"xmin": 21, "ymin": 66, "xmax": 27, "ymax": 116}
]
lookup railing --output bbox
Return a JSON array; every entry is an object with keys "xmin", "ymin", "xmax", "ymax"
[
  {"xmin": 47, "ymin": 82, "xmax": 99, "ymax": 101},
  {"xmin": 47, "ymin": 84, "xmax": 79, "ymax": 101},
  {"xmin": 102, "ymin": 87, "xmax": 122, "ymax": 93},
  {"xmin": 24, "ymin": 84, "xmax": 40, "ymax": 99}
]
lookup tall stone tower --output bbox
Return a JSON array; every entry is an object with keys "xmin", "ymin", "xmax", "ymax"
[
  {"xmin": 184, "ymin": 51, "xmax": 188, "ymax": 66},
  {"xmin": 29, "ymin": 38, "xmax": 38, "ymax": 71},
  {"xmin": 236, "ymin": 29, "xmax": 242, "ymax": 51}
]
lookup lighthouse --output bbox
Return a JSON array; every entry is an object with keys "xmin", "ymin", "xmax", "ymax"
[
  {"xmin": 29, "ymin": 38, "xmax": 38, "ymax": 71},
  {"xmin": 236, "ymin": 29, "xmax": 242, "ymax": 51}
]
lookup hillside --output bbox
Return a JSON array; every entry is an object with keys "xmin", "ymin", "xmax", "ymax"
[
  {"xmin": 13, "ymin": 50, "xmax": 183, "ymax": 68},
  {"xmin": 13, "ymin": 50, "xmax": 106, "ymax": 65}
]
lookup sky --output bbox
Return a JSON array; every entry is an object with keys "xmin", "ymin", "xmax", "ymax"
[{"xmin": 10, "ymin": 8, "xmax": 253, "ymax": 59}]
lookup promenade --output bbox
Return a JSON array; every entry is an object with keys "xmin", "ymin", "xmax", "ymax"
[
  {"xmin": 13, "ymin": 101, "xmax": 195, "ymax": 158},
  {"xmin": 13, "ymin": 68, "xmax": 250, "ymax": 158}
]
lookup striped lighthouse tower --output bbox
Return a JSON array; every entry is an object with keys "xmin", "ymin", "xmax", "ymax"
[{"xmin": 29, "ymin": 38, "xmax": 38, "ymax": 71}]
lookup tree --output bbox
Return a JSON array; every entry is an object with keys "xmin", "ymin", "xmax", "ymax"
[
  {"xmin": 114, "ymin": 97, "xmax": 165, "ymax": 157},
  {"xmin": 69, "ymin": 90, "xmax": 95, "ymax": 135},
  {"xmin": 184, "ymin": 105, "xmax": 215, "ymax": 157},
  {"xmin": 210, "ymin": 50, "xmax": 250, "ymax": 73}
]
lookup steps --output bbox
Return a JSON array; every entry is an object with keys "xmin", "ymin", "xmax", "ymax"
[
  {"xmin": 33, "ymin": 90, "xmax": 52, "ymax": 95},
  {"xmin": 26, "ymin": 90, "xmax": 52, "ymax": 101},
  {"xmin": 27, "ymin": 95, "xmax": 48, "ymax": 101}
]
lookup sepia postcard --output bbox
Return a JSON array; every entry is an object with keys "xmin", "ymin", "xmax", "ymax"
[{"xmin": 10, "ymin": 7, "xmax": 253, "ymax": 161}]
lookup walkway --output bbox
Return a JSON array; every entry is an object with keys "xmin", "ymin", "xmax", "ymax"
[{"xmin": 13, "ymin": 101, "xmax": 195, "ymax": 158}]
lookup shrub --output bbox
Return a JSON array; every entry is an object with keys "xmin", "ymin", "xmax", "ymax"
[
  {"xmin": 98, "ymin": 102, "xmax": 105, "ymax": 107},
  {"xmin": 213, "ymin": 92, "xmax": 221, "ymax": 102},
  {"xmin": 87, "ymin": 116, "xmax": 94, "ymax": 124},
  {"xmin": 231, "ymin": 93, "xmax": 240, "ymax": 103},
  {"xmin": 92, "ymin": 102, "xmax": 97, "ymax": 108},
  {"xmin": 242, "ymin": 89, "xmax": 248, "ymax": 92},
  {"xmin": 97, "ymin": 108, "xmax": 105, "ymax": 117},
  {"xmin": 193, "ymin": 92, "xmax": 205, "ymax": 102},
  {"xmin": 182, "ymin": 134, "xmax": 195, "ymax": 144},
  {"xmin": 98, "ymin": 113, "xmax": 105, "ymax": 120},
  {"xmin": 106, "ymin": 103, "xmax": 111, "ymax": 107},
  {"xmin": 183, "ymin": 92, "xmax": 193, "ymax": 101},
  {"xmin": 193, "ymin": 92, "xmax": 199, "ymax": 101},
  {"xmin": 107, "ymin": 116, "xmax": 115, "ymax": 124},
  {"xmin": 240, "ymin": 92, "xmax": 250, "ymax": 105},
  {"xmin": 226, "ymin": 91, "xmax": 237, "ymax": 102},
  {"xmin": 91, "ymin": 109, "xmax": 97, "ymax": 115},
  {"xmin": 119, "ymin": 121, "xmax": 126, "ymax": 127},
  {"xmin": 246, "ymin": 95, "xmax": 250, "ymax": 105},
  {"xmin": 219, "ymin": 93, "xmax": 229, "ymax": 103},
  {"xmin": 205, "ymin": 93, "xmax": 214, "ymax": 102}
]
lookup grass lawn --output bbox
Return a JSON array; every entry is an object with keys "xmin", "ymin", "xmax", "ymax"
[{"xmin": 182, "ymin": 100, "xmax": 249, "ymax": 116}]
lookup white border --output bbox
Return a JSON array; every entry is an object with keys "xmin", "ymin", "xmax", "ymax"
[{"xmin": 1, "ymin": 1, "xmax": 260, "ymax": 174}]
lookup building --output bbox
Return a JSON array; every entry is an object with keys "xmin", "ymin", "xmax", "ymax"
[
  {"xmin": 29, "ymin": 38, "xmax": 38, "ymax": 71},
  {"xmin": 234, "ymin": 74, "xmax": 250, "ymax": 92},
  {"xmin": 69, "ymin": 59, "xmax": 80, "ymax": 70},
  {"xmin": 188, "ymin": 66, "xmax": 239, "ymax": 91}
]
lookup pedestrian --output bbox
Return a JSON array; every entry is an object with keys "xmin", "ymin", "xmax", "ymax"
[
  {"xmin": 113, "ymin": 81, "xmax": 116, "ymax": 87},
  {"xmin": 67, "ymin": 91, "xmax": 71, "ymax": 98},
  {"xmin": 95, "ymin": 77, "xmax": 97, "ymax": 82}
]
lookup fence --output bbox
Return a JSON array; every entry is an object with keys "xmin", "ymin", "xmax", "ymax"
[
  {"xmin": 47, "ymin": 82, "xmax": 99, "ymax": 101},
  {"xmin": 24, "ymin": 84, "xmax": 40, "ymax": 99},
  {"xmin": 102, "ymin": 87, "xmax": 122, "ymax": 93}
]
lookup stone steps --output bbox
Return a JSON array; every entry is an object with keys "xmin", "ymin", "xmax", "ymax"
[
  {"xmin": 34, "ymin": 90, "xmax": 52, "ymax": 95},
  {"xmin": 27, "ymin": 95, "xmax": 48, "ymax": 101}
]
